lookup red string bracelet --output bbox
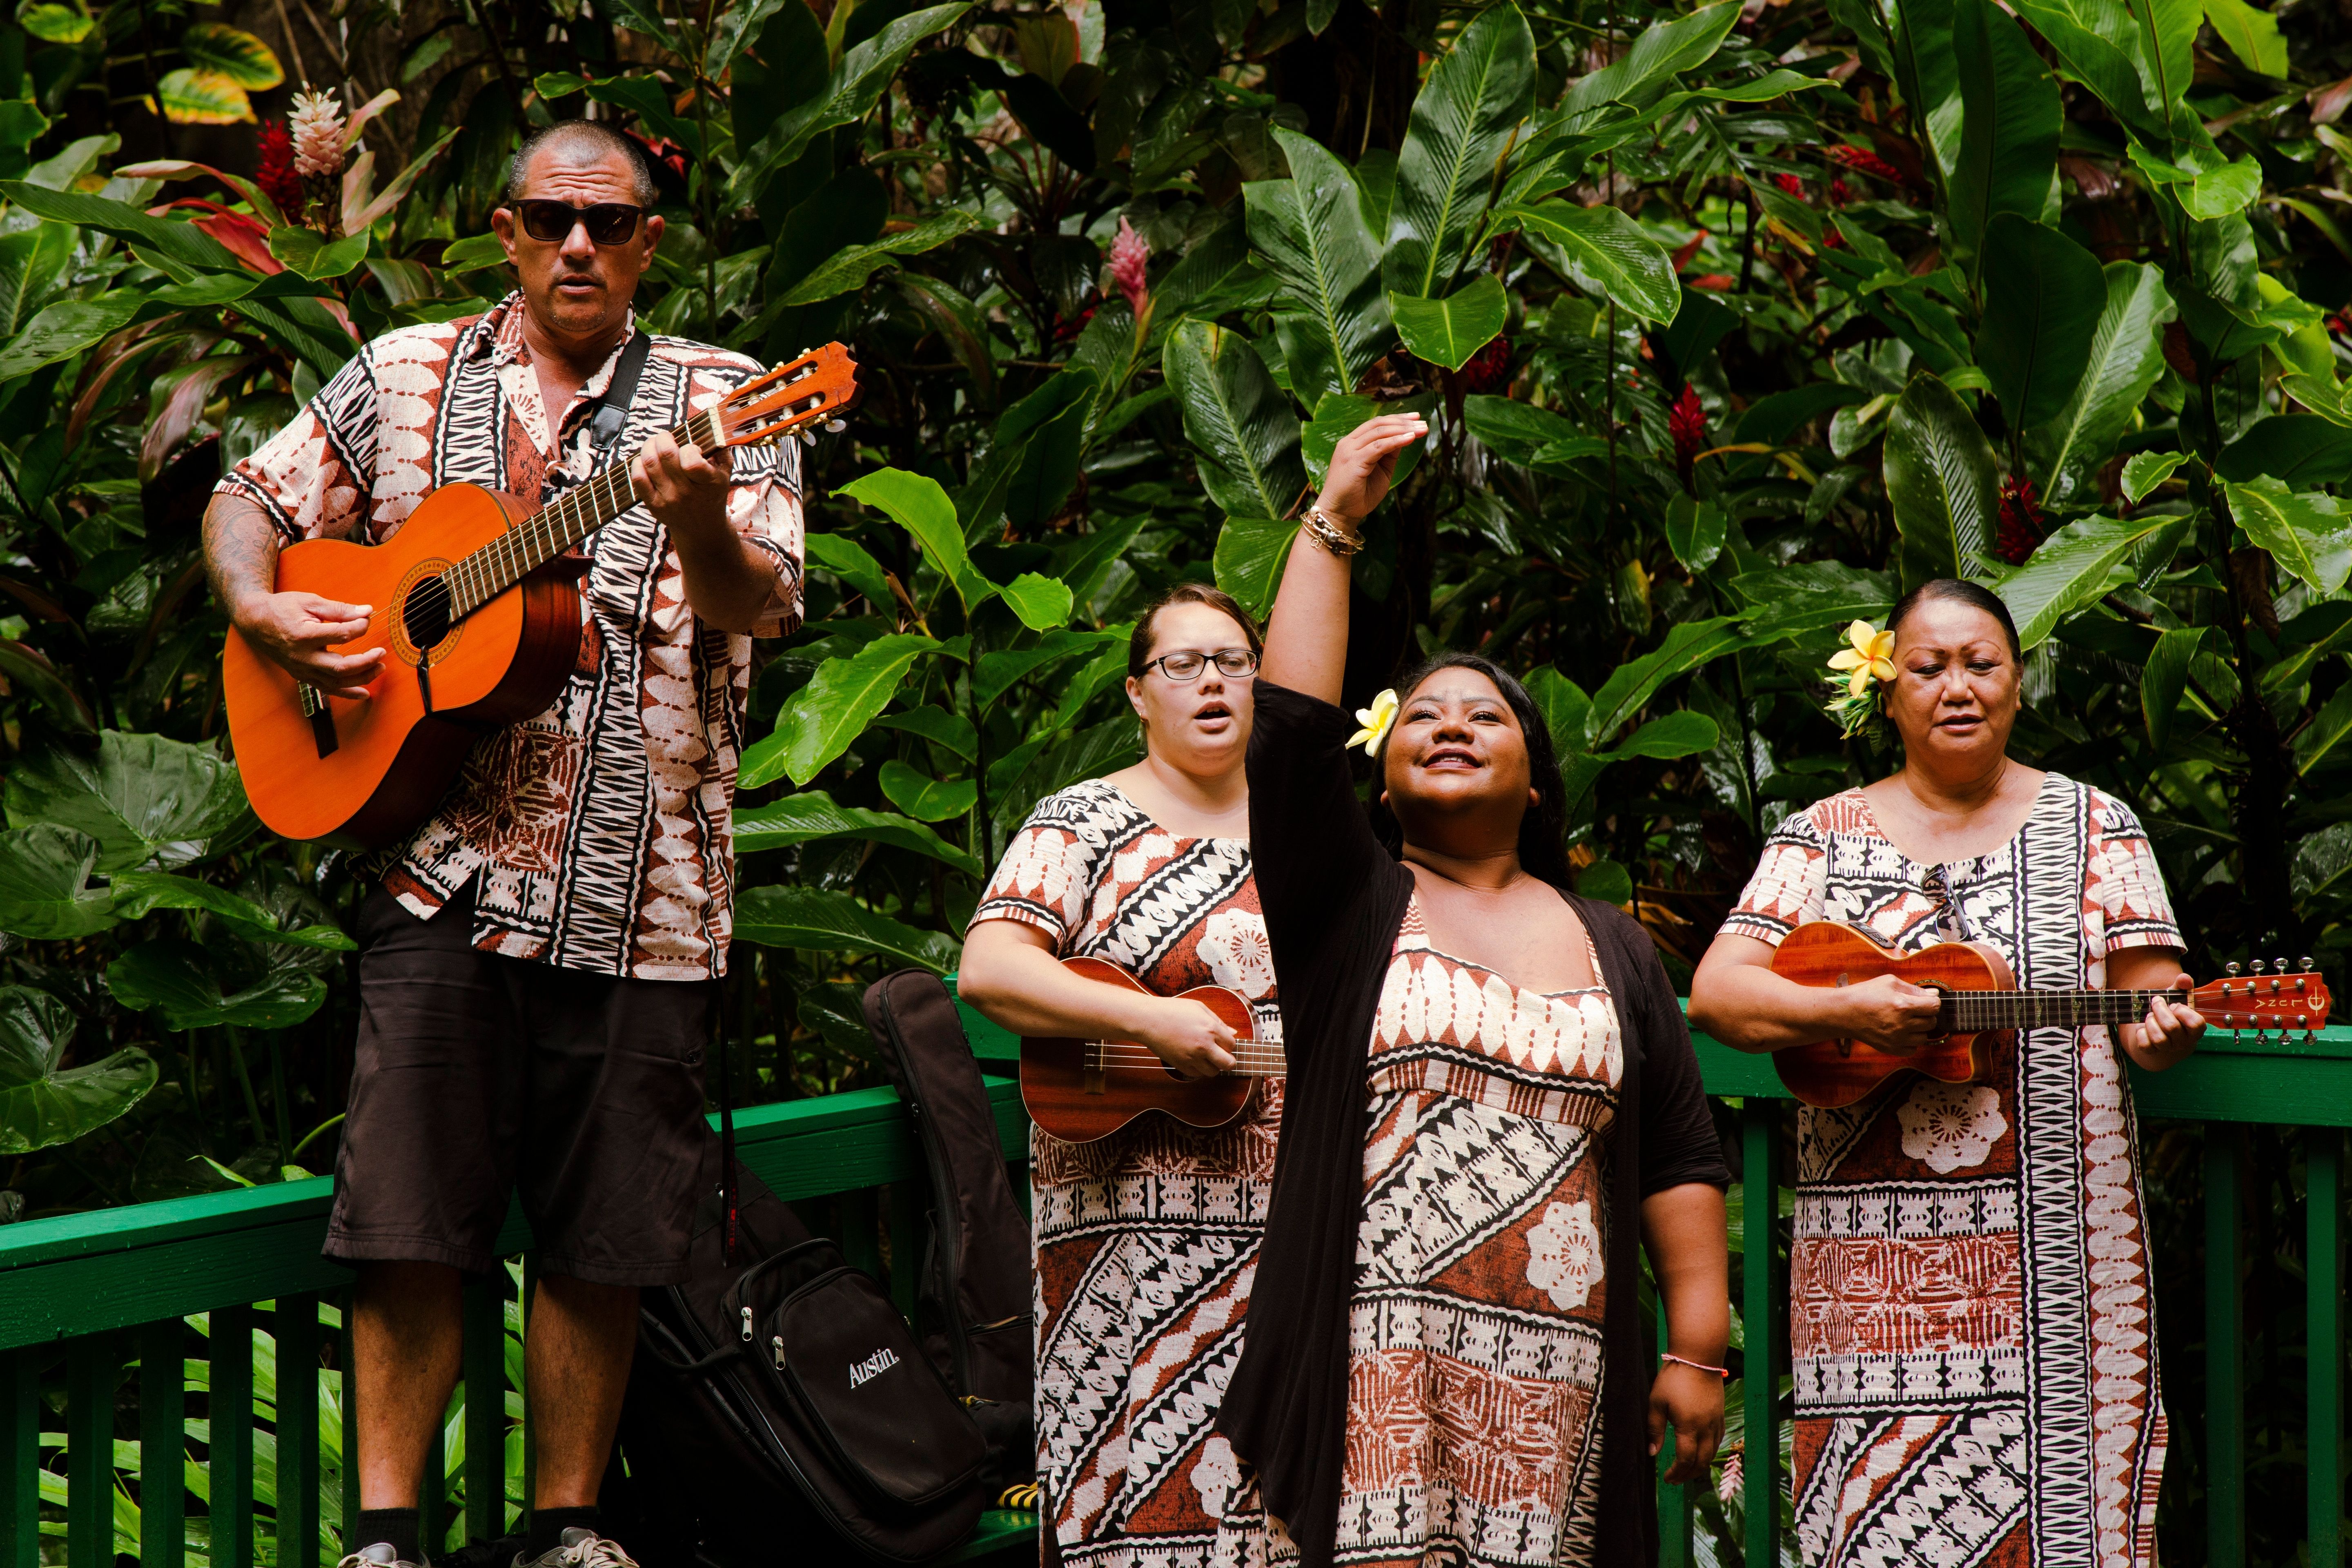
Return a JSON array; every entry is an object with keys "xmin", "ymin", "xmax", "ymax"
[{"xmin": 1661, "ymin": 1352, "xmax": 1731, "ymax": 1379}]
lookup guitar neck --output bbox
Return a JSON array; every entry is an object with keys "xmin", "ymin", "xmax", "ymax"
[
  {"xmin": 1085, "ymin": 1040, "xmax": 1288, "ymax": 1076},
  {"xmin": 443, "ymin": 402, "xmax": 725, "ymax": 620}
]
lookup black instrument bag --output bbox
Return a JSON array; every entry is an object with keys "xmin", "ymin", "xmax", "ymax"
[{"xmin": 859, "ymin": 970, "xmax": 1036, "ymax": 1490}]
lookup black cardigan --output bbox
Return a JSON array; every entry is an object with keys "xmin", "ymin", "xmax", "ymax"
[{"xmin": 1216, "ymin": 682, "xmax": 1730, "ymax": 1568}]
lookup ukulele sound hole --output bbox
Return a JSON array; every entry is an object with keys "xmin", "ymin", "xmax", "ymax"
[{"xmin": 402, "ymin": 575, "xmax": 454, "ymax": 652}]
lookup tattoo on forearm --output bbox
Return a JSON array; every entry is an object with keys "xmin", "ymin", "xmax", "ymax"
[{"xmin": 203, "ymin": 497, "xmax": 279, "ymax": 614}]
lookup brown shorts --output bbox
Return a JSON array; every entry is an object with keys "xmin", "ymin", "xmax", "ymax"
[{"xmin": 323, "ymin": 881, "xmax": 717, "ymax": 1286}]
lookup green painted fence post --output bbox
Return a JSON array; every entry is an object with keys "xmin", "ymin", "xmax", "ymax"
[
  {"xmin": 341, "ymin": 1292, "xmax": 359, "ymax": 1557},
  {"xmin": 2312, "ymin": 1128, "xmax": 2344, "ymax": 1568},
  {"xmin": 1743, "ymin": 1099, "xmax": 1780, "ymax": 1568},
  {"xmin": 2207, "ymin": 1125, "xmax": 2245, "ymax": 1568},
  {"xmin": 140, "ymin": 1318, "xmax": 186, "ymax": 1568},
  {"xmin": 278, "ymin": 1295, "xmax": 321, "ymax": 1568},
  {"xmin": 421, "ymin": 1401, "xmax": 448, "ymax": 1555},
  {"xmin": 463, "ymin": 1274, "xmax": 503, "ymax": 1547},
  {"xmin": 213, "ymin": 1302, "xmax": 255, "ymax": 1568},
  {"xmin": 65, "ymin": 1332, "xmax": 118, "ymax": 1568},
  {"xmin": 1, "ymin": 1346, "xmax": 34, "ymax": 1566}
]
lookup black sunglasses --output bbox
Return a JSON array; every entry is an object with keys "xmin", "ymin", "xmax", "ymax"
[{"xmin": 513, "ymin": 199, "xmax": 645, "ymax": 245}]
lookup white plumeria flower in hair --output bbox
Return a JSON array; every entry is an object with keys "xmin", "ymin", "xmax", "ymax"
[{"xmin": 1347, "ymin": 688, "xmax": 1399, "ymax": 756}]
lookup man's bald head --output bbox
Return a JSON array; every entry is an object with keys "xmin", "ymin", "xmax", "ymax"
[{"xmin": 504, "ymin": 120, "xmax": 659, "ymax": 207}]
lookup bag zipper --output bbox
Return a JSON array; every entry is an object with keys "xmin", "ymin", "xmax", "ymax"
[{"xmin": 741, "ymin": 1305, "xmax": 754, "ymax": 1343}]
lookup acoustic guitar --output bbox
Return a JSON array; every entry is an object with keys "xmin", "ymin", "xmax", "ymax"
[
  {"xmin": 1771, "ymin": 921, "xmax": 2332, "ymax": 1108},
  {"xmin": 1019, "ymin": 956, "xmax": 1284, "ymax": 1143},
  {"xmin": 223, "ymin": 343, "xmax": 859, "ymax": 848}
]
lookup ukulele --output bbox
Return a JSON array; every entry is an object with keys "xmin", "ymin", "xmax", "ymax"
[
  {"xmin": 1770, "ymin": 922, "xmax": 2332, "ymax": 1108},
  {"xmin": 223, "ymin": 343, "xmax": 858, "ymax": 847},
  {"xmin": 1019, "ymin": 956, "xmax": 1285, "ymax": 1143}
]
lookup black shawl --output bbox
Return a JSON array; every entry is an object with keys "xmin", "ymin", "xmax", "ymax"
[{"xmin": 1217, "ymin": 681, "xmax": 1729, "ymax": 1567}]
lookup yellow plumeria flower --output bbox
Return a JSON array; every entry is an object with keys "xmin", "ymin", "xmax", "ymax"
[
  {"xmin": 1347, "ymin": 688, "xmax": 1399, "ymax": 755},
  {"xmin": 1826, "ymin": 619, "xmax": 1897, "ymax": 698}
]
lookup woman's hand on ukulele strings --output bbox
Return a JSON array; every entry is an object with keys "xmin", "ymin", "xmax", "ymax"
[
  {"xmin": 1839, "ymin": 972, "xmax": 1945, "ymax": 1056},
  {"xmin": 1138, "ymin": 997, "xmax": 1240, "ymax": 1079},
  {"xmin": 1647, "ymin": 1359, "xmax": 1725, "ymax": 1485},
  {"xmin": 2121, "ymin": 976, "xmax": 2205, "ymax": 1069},
  {"xmin": 237, "ymin": 590, "xmax": 384, "ymax": 700},
  {"xmin": 631, "ymin": 428, "xmax": 734, "ymax": 542}
]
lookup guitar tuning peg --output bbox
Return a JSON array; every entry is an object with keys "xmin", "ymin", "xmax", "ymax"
[
  {"xmin": 2275, "ymin": 956, "xmax": 2289, "ymax": 975},
  {"xmin": 2251, "ymin": 960, "xmax": 2267, "ymax": 975},
  {"xmin": 2302, "ymin": 956, "xmax": 2316, "ymax": 971},
  {"xmin": 2227, "ymin": 962, "xmax": 2243, "ymax": 976},
  {"xmin": 825, "ymin": 418, "xmax": 846, "ymax": 433}
]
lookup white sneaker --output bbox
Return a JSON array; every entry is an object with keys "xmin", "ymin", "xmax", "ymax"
[{"xmin": 510, "ymin": 1528, "xmax": 640, "ymax": 1568}]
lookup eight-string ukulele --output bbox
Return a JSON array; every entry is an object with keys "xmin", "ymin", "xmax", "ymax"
[
  {"xmin": 223, "ymin": 343, "xmax": 858, "ymax": 847},
  {"xmin": 1770, "ymin": 922, "xmax": 2332, "ymax": 1108},
  {"xmin": 1019, "ymin": 956, "xmax": 1285, "ymax": 1143}
]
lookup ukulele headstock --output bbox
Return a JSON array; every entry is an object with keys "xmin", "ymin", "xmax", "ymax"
[
  {"xmin": 715, "ymin": 342, "xmax": 860, "ymax": 449},
  {"xmin": 2193, "ymin": 957, "xmax": 2334, "ymax": 1041}
]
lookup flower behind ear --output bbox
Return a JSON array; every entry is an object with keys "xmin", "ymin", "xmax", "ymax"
[
  {"xmin": 1347, "ymin": 688, "xmax": 1399, "ymax": 756},
  {"xmin": 1822, "ymin": 620, "xmax": 1895, "ymax": 738}
]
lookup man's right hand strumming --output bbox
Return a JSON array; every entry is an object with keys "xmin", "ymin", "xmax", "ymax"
[
  {"xmin": 205, "ymin": 493, "xmax": 385, "ymax": 700},
  {"xmin": 1140, "ymin": 996, "xmax": 1241, "ymax": 1079}
]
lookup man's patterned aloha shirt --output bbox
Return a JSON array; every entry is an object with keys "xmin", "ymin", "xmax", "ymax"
[{"xmin": 216, "ymin": 292, "xmax": 804, "ymax": 981}]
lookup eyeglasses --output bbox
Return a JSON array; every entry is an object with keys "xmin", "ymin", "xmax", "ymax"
[
  {"xmin": 1143, "ymin": 648, "xmax": 1258, "ymax": 681},
  {"xmin": 513, "ymin": 200, "xmax": 645, "ymax": 245}
]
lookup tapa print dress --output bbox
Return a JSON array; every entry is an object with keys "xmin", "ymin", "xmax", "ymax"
[
  {"xmin": 972, "ymin": 779, "xmax": 1284, "ymax": 1568},
  {"xmin": 1723, "ymin": 775, "xmax": 2183, "ymax": 1568},
  {"xmin": 1216, "ymin": 898, "xmax": 1624, "ymax": 1568}
]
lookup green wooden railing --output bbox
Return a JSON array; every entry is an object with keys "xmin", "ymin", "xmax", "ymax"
[{"xmin": 1, "ymin": 1003, "xmax": 2346, "ymax": 1567}]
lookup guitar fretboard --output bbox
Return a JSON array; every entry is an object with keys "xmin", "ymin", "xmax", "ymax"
[
  {"xmin": 1083, "ymin": 1041, "xmax": 1289, "ymax": 1077},
  {"xmin": 443, "ymin": 403, "xmax": 724, "ymax": 619},
  {"xmin": 1941, "ymin": 984, "xmax": 2318, "ymax": 1032}
]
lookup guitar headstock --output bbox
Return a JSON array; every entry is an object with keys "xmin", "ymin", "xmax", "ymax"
[
  {"xmin": 717, "ymin": 342, "xmax": 860, "ymax": 448},
  {"xmin": 2191, "ymin": 957, "xmax": 2333, "ymax": 1040}
]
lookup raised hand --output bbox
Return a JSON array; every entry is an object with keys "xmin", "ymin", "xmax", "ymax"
[{"xmin": 1315, "ymin": 413, "xmax": 1429, "ymax": 528}]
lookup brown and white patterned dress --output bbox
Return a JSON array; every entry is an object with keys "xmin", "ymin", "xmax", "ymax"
[
  {"xmin": 973, "ymin": 778, "xmax": 1284, "ymax": 1568},
  {"xmin": 1724, "ymin": 775, "xmax": 2182, "ymax": 1568}
]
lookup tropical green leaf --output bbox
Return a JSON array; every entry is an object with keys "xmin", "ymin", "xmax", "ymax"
[
  {"xmin": 0, "ymin": 221, "xmax": 74, "ymax": 338},
  {"xmin": 2008, "ymin": 0, "xmax": 2162, "ymax": 143},
  {"xmin": 1164, "ymin": 321, "xmax": 1307, "ymax": 523},
  {"xmin": 16, "ymin": 2, "xmax": 89, "ymax": 42},
  {"xmin": 0, "ymin": 182, "xmax": 245, "ymax": 274},
  {"xmin": 2224, "ymin": 477, "xmax": 2352, "ymax": 595},
  {"xmin": 974, "ymin": 628, "xmax": 1121, "ymax": 706},
  {"xmin": 105, "ymin": 939, "xmax": 327, "ymax": 1031},
  {"xmin": 1463, "ymin": 395, "xmax": 1585, "ymax": 464},
  {"xmin": 2141, "ymin": 625, "xmax": 2206, "ymax": 751},
  {"xmin": 154, "ymin": 69, "xmax": 255, "ymax": 126},
  {"xmin": 1388, "ymin": 274, "xmax": 1509, "ymax": 371},
  {"xmin": 1525, "ymin": 665, "xmax": 1595, "ymax": 755},
  {"xmin": 1576, "ymin": 860, "xmax": 1634, "ymax": 904},
  {"xmin": 746, "ymin": 633, "xmax": 943, "ymax": 788},
  {"xmin": 1975, "ymin": 214, "xmax": 2104, "ymax": 431},
  {"xmin": 733, "ymin": 790, "xmax": 980, "ymax": 875},
  {"xmin": 1498, "ymin": 201, "xmax": 1679, "ymax": 325},
  {"xmin": 2025, "ymin": 263, "xmax": 2176, "ymax": 507},
  {"xmin": 2182, "ymin": 157, "xmax": 2263, "ymax": 220},
  {"xmin": 267, "ymin": 227, "xmax": 369, "ymax": 281},
  {"xmin": 1247, "ymin": 129, "xmax": 1389, "ymax": 405},
  {"xmin": 1212, "ymin": 516, "xmax": 1296, "ymax": 621},
  {"xmin": 1728, "ymin": 561, "xmax": 1898, "ymax": 641},
  {"xmin": 107, "ymin": 872, "xmax": 354, "ymax": 951},
  {"xmin": 0, "ymin": 987, "xmax": 156, "ymax": 1156},
  {"xmin": 2216, "ymin": 416, "xmax": 2352, "ymax": 488},
  {"xmin": 958, "ymin": 370, "xmax": 1098, "ymax": 541},
  {"xmin": 2203, "ymin": 0, "xmax": 2285, "ymax": 76},
  {"xmin": 1584, "ymin": 618, "xmax": 1758, "ymax": 746},
  {"xmin": 735, "ymin": 885, "xmax": 961, "ymax": 972},
  {"xmin": 0, "ymin": 825, "xmax": 116, "ymax": 940},
  {"xmin": 729, "ymin": 3, "xmax": 973, "ymax": 203},
  {"xmin": 180, "ymin": 23, "xmax": 285, "ymax": 89},
  {"xmin": 1998, "ymin": 514, "xmax": 2171, "ymax": 648},
  {"xmin": 1948, "ymin": 0, "xmax": 2060, "ymax": 273},
  {"xmin": 774, "ymin": 210, "xmax": 982, "ymax": 307},
  {"xmin": 1601, "ymin": 709, "xmax": 1720, "ymax": 761},
  {"xmin": 1383, "ymin": 3, "xmax": 1535, "ymax": 299},
  {"xmin": 3, "ymin": 731, "xmax": 249, "ymax": 873},
  {"xmin": 2121, "ymin": 450, "xmax": 2190, "ymax": 502},
  {"xmin": 1883, "ymin": 372, "xmax": 2000, "ymax": 592},
  {"xmin": 1560, "ymin": 0, "xmax": 1740, "ymax": 114},
  {"xmin": 878, "ymin": 761, "xmax": 982, "ymax": 823},
  {"xmin": 999, "ymin": 572, "xmax": 1076, "ymax": 632},
  {"xmin": 1664, "ymin": 494, "xmax": 1726, "ymax": 572},
  {"xmin": 839, "ymin": 468, "xmax": 991, "ymax": 609},
  {"xmin": 871, "ymin": 706, "xmax": 978, "ymax": 761},
  {"xmin": 0, "ymin": 296, "xmax": 143, "ymax": 386},
  {"xmin": 804, "ymin": 532, "xmax": 895, "ymax": 612}
]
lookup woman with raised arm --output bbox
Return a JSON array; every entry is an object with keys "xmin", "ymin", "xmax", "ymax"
[
  {"xmin": 1208, "ymin": 417, "xmax": 1732, "ymax": 1568},
  {"xmin": 958, "ymin": 584, "xmax": 1279, "ymax": 1568},
  {"xmin": 1686, "ymin": 579, "xmax": 2205, "ymax": 1568}
]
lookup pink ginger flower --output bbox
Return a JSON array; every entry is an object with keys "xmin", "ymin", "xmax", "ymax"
[
  {"xmin": 290, "ymin": 90, "xmax": 345, "ymax": 179},
  {"xmin": 1109, "ymin": 217, "xmax": 1149, "ymax": 319}
]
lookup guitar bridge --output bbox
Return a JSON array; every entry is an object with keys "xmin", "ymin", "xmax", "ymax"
[
  {"xmin": 298, "ymin": 684, "xmax": 338, "ymax": 759},
  {"xmin": 1082, "ymin": 1040, "xmax": 1106, "ymax": 1096}
]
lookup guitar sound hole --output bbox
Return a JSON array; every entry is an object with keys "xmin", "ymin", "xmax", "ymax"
[{"xmin": 402, "ymin": 575, "xmax": 453, "ymax": 651}]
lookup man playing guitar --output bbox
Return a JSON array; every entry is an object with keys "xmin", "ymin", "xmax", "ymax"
[{"xmin": 201, "ymin": 121, "xmax": 803, "ymax": 1568}]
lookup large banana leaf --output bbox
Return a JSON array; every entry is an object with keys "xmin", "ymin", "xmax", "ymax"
[
  {"xmin": 1998, "ymin": 514, "xmax": 2172, "ymax": 648},
  {"xmin": 1165, "ymin": 321, "xmax": 1306, "ymax": 523},
  {"xmin": 2008, "ymin": 0, "xmax": 2163, "ymax": 144},
  {"xmin": 1212, "ymin": 515, "xmax": 1296, "ymax": 620},
  {"xmin": 2225, "ymin": 478, "xmax": 2352, "ymax": 595},
  {"xmin": 2141, "ymin": 625, "xmax": 2207, "ymax": 750},
  {"xmin": 1498, "ymin": 200, "xmax": 1679, "ymax": 325},
  {"xmin": 736, "ymin": 885, "xmax": 961, "ymax": 973},
  {"xmin": 1974, "ymin": 214, "xmax": 2104, "ymax": 431},
  {"xmin": 0, "ymin": 987, "xmax": 156, "ymax": 1155},
  {"xmin": 1383, "ymin": 3, "xmax": 1534, "ymax": 301},
  {"xmin": 4, "ymin": 730, "xmax": 249, "ymax": 873},
  {"xmin": 1948, "ymin": 0, "xmax": 2060, "ymax": 274},
  {"xmin": 1246, "ymin": 129, "xmax": 1388, "ymax": 408},
  {"xmin": 1559, "ymin": 0, "xmax": 1740, "ymax": 118},
  {"xmin": 746, "ymin": 633, "xmax": 944, "ymax": 789},
  {"xmin": 2025, "ymin": 262, "xmax": 2175, "ymax": 507},
  {"xmin": 1388, "ymin": 274, "xmax": 1508, "ymax": 370},
  {"xmin": 733, "ymin": 791, "xmax": 980, "ymax": 877},
  {"xmin": 1883, "ymin": 372, "xmax": 2000, "ymax": 591}
]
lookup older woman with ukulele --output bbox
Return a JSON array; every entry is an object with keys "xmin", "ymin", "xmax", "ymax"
[
  {"xmin": 958, "ymin": 583, "xmax": 1280, "ymax": 1568},
  {"xmin": 1688, "ymin": 578, "xmax": 2206, "ymax": 1568},
  {"xmin": 1207, "ymin": 415, "xmax": 1731, "ymax": 1568}
]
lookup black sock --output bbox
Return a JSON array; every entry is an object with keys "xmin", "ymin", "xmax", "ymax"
[
  {"xmin": 529, "ymin": 1507, "xmax": 602, "ymax": 1556},
  {"xmin": 352, "ymin": 1508, "xmax": 422, "ymax": 1564}
]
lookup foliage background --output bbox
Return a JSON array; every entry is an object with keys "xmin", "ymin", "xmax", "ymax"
[{"xmin": 1, "ymin": 0, "xmax": 2350, "ymax": 1553}]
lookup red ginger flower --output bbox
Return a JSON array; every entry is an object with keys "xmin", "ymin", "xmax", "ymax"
[
  {"xmin": 1457, "ymin": 335, "xmax": 1512, "ymax": 394},
  {"xmin": 256, "ymin": 118, "xmax": 303, "ymax": 219},
  {"xmin": 1109, "ymin": 217, "xmax": 1149, "ymax": 319},
  {"xmin": 1670, "ymin": 383, "xmax": 1708, "ymax": 475},
  {"xmin": 1775, "ymin": 172, "xmax": 1808, "ymax": 199},
  {"xmin": 1830, "ymin": 176, "xmax": 1852, "ymax": 206},
  {"xmin": 1824, "ymin": 143, "xmax": 1905, "ymax": 184},
  {"xmin": 1996, "ymin": 474, "xmax": 2045, "ymax": 565}
]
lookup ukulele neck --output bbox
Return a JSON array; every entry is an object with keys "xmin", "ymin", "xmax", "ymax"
[
  {"xmin": 441, "ymin": 402, "xmax": 729, "ymax": 621},
  {"xmin": 1084, "ymin": 1040, "xmax": 1288, "ymax": 1076}
]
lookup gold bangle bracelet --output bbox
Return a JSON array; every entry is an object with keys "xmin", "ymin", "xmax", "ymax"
[{"xmin": 1301, "ymin": 506, "xmax": 1363, "ymax": 557}]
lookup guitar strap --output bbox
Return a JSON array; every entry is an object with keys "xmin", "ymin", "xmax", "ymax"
[{"xmin": 587, "ymin": 326, "xmax": 655, "ymax": 455}]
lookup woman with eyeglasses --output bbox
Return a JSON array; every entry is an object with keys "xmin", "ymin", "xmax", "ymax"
[
  {"xmin": 1687, "ymin": 579, "xmax": 2205, "ymax": 1568},
  {"xmin": 1206, "ymin": 417, "xmax": 1732, "ymax": 1568},
  {"xmin": 959, "ymin": 584, "xmax": 1280, "ymax": 1568}
]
